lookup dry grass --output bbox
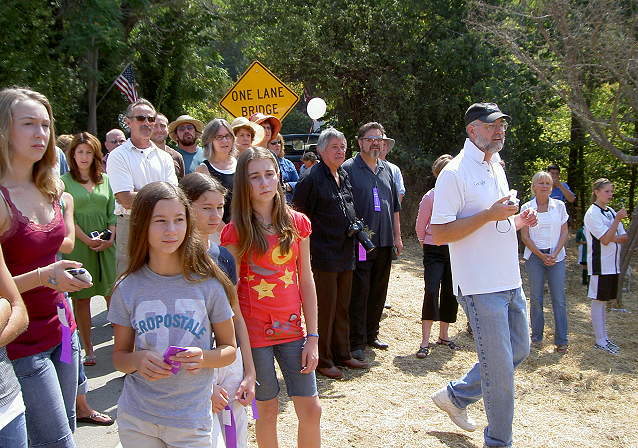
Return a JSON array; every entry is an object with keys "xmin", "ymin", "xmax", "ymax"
[{"xmin": 244, "ymin": 238, "xmax": 638, "ymax": 448}]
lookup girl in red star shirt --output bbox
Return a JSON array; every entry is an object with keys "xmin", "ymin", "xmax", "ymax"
[{"xmin": 221, "ymin": 146, "xmax": 321, "ymax": 448}]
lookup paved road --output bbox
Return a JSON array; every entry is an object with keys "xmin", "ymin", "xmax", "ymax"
[{"xmin": 74, "ymin": 298, "xmax": 121, "ymax": 448}]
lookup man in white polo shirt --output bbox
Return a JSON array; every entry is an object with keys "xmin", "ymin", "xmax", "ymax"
[
  {"xmin": 429, "ymin": 103, "xmax": 537, "ymax": 448},
  {"xmin": 106, "ymin": 99, "xmax": 178, "ymax": 274}
]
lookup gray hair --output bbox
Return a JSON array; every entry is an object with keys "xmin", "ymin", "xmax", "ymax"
[
  {"xmin": 317, "ymin": 127, "xmax": 346, "ymax": 152},
  {"xmin": 201, "ymin": 118, "xmax": 235, "ymax": 159},
  {"xmin": 125, "ymin": 98, "xmax": 155, "ymax": 117}
]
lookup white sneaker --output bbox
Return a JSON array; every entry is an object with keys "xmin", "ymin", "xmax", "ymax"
[
  {"xmin": 431, "ymin": 387, "xmax": 477, "ymax": 432},
  {"xmin": 594, "ymin": 342, "xmax": 619, "ymax": 355}
]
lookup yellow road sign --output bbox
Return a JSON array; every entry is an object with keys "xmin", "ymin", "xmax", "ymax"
[{"xmin": 219, "ymin": 61, "xmax": 300, "ymax": 120}]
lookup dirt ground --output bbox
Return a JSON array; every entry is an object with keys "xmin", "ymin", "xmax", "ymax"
[
  {"xmin": 77, "ymin": 237, "xmax": 638, "ymax": 447},
  {"xmin": 252, "ymin": 238, "xmax": 638, "ymax": 448}
]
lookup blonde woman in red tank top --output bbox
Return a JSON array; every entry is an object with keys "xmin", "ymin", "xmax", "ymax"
[{"xmin": 0, "ymin": 87, "xmax": 92, "ymax": 447}]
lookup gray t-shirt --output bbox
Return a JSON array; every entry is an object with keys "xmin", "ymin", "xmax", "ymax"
[{"xmin": 108, "ymin": 265, "xmax": 233, "ymax": 429}]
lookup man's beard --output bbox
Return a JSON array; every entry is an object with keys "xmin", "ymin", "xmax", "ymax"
[
  {"xmin": 474, "ymin": 134, "xmax": 504, "ymax": 154},
  {"xmin": 178, "ymin": 135, "xmax": 197, "ymax": 146}
]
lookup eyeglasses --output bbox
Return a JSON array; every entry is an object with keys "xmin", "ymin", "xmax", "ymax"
[
  {"xmin": 214, "ymin": 134, "xmax": 233, "ymax": 141},
  {"xmin": 109, "ymin": 139, "xmax": 126, "ymax": 145},
  {"xmin": 130, "ymin": 115, "xmax": 156, "ymax": 123},
  {"xmin": 479, "ymin": 122, "xmax": 509, "ymax": 131},
  {"xmin": 269, "ymin": 140, "xmax": 282, "ymax": 145},
  {"xmin": 361, "ymin": 136, "xmax": 384, "ymax": 143},
  {"xmin": 177, "ymin": 124, "xmax": 195, "ymax": 132}
]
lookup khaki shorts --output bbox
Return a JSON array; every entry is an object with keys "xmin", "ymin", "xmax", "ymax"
[
  {"xmin": 117, "ymin": 411, "xmax": 211, "ymax": 448},
  {"xmin": 116, "ymin": 215, "xmax": 130, "ymax": 276}
]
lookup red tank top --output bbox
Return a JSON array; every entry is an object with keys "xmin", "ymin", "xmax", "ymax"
[{"xmin": 0, "ymin": 186, "xmax": 76, "ymax": 360}]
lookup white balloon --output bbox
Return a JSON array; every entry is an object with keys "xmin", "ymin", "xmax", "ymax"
[{"xmin": 307, "ymin": 97, "xmax": 327, "ymax": 120}]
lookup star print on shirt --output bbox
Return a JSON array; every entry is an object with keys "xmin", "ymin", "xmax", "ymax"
[
  {"xmin": 252, "ymin": 279, "xmax": 276, "ymax": 299},
  {"xmin": 279, "ymin": 269, "xmax": 295, "ymax": 288}
]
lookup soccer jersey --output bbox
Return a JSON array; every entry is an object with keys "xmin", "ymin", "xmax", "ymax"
[{"xmin": 584, "ymin": 204, "xmax": 625, "ymax": 275}]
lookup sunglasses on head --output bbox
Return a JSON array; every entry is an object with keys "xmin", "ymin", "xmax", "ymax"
[{"xmin": 130, "ymin": 115, "xmax": 156, "ymax": 123}]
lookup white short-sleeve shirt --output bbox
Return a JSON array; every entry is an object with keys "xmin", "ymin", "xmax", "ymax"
[
  {"xmin": 431, "ymin": 139, "xmax": 521, "ymax": 296},
  {"xmin": 584, "ymin": 204, "xmax": 625, "ymax": 275},
  {"xmin": 520, "ymin": 197, "xmax": 569, "ymax": 261},
  {"xmin": 106, "ymin": 139, "xmax": 179, "ymax": 215}
]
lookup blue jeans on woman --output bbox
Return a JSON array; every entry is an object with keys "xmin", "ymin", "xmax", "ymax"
[
  {"xmin": 448, "ymin": 288, "xmax": 530, "ymax": 448},
  {"xmin": 525, "ymin": 254, "xmax": 568, "ymax": 346},
  {"xmin": 0, "ymin": 412, "xmax": 28, "ymax": 447},
  {"xmin": 11, "ymin": 332, "xmax": 80, "ymax": 448}
]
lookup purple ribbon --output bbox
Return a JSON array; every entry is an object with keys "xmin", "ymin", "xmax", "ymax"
[
  {"xmin": 224, "ymin": 405, "xmax": 237, "ymax": 448},
  {"xmin": 57, "ymin": 304, "xmax": 72, "ymax": 364},
  {"xmin": 252, "ymin": 398, "xmax": 259, "ymax": 420},
  {"xmin": 358, "ymin": 243, "xmax": 367, "ymax": 261},
  {"xmin": 372, "ymin": 187, "xmax": 381, "ymax": 211}
]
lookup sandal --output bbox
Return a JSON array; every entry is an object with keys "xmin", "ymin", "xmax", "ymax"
[
  {"xmin": 83, "ymin": 355, "xmax": 96, "ymax": 366},
  {"xmin": 416, "ymin": 345, "xmax": 430, "ymax": 358},
  {"xmin": 436, "ymin": 338, "xmax": 461, "ymax": 350},
  {"xmin": 77, "ymin": 411, "xmax": 114, "ymax": 426},
  {"xmin": 555, "ymin": 344, "xmax": 568, "ymax": 354}
]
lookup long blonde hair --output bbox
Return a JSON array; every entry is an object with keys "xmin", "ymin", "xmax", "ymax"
[
  {"xmin": 118, "ymin": 181, "xmax": 237, "ymax": 309},
  {"xmin": 0, "ymin": 87, "xmax": 60, "ymax": 201},
  {"xmin": 231, "ymin": 146, "xmax": 298, "ymax": 259}
]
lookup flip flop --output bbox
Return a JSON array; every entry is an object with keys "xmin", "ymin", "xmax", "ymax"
[
  {"xmin": 77, "ymin": 411, "xmax": 114, "ymax": 426},
  {"xmin": 83, "ymin": 355, "xmax": 96, "ymax": 366}
]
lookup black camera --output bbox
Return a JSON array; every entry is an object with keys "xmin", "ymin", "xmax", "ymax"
[{"xmin": 347, "ymin": 219, "xmax": 376, "ymax": 253}]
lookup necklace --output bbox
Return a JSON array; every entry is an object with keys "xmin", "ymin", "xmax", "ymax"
[{"xmin": 255, "ymin": 216, "xmax": 275, "ymax": 232}]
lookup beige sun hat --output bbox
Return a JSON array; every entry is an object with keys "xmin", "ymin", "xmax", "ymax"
[
  {"xmin": 168, "ymin": 115, "xmax": 204, "ymax": 142},
  {"xmin": 383, "ymin": 134, "xmax": 395, "ymax": 151},
  {"xmin": 230, "ymin": 117, "xmax": 265, "ymax": 145}
]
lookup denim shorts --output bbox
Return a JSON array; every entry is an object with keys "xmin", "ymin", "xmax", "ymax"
[{"xmin": 251, "ymin": 338, "xmax": 318, "ymax": 401}]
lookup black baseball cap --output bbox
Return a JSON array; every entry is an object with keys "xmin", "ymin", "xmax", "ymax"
[{"xmin": 464, "ymin": 102, "xmax": 510, "ymax": 125}]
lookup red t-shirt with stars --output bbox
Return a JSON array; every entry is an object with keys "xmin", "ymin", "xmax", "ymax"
[{"xmin": 221, "ymin": 210, "xmax": 311, "ymax": 348}]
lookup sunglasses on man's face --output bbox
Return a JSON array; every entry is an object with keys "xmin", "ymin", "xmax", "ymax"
[{"xmin": 130, "ymin": 115, "xmax": 156, "ymax": 123}]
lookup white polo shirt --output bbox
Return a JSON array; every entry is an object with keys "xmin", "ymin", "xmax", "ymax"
[
  {"xmin": 106, "ymin": 139, "xmax": 178, "ymax": 215},
  {"xmin": 520, "ymin": 197, "xmax": 569, "ymax": 262},
  {"xmin": 431, "ymin": 139, "xmax": 521, "ymax": 296},
  {"xmin": 584, "ymin": 203, "xmax": 625, "ymax": 275}
]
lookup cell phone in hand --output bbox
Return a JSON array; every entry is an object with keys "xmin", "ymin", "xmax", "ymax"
[{"xmin": 65, "ymin": 268, "xmax": 92, "ymax": 284}]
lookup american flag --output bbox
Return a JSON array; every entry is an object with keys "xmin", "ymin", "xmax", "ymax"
[{"xmin": 114, "ymin": 64, "xmax": 138, "ymax": 103}]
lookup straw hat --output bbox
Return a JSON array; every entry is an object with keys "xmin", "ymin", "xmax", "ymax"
[
  {"xmin": 230, "ymin": 117, "xmax": 265, "ymax": 145},
  {"xmin": 168, "ymin": 115, "xmax": 204, "ymax": 142},
  {"xmin": 249, "ymin": 113, "xmax": 282, "ymax": 142}
]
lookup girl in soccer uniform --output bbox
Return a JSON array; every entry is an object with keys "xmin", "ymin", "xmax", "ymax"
[
  {"xmin": 221, "ymin": 147, "xmax": 321, "ymax": 448},
  {"xmin": 584, "ymin": 178, "xmax": 628, "ymax": 355},
  {"xmin": 108, "ymin": 181, "xmax": 236, "ymax": 447}
]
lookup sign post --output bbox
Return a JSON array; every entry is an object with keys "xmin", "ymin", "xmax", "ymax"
[{"xmin": 220, "ymin": 61, "xmax": 300, "ymax": 120}]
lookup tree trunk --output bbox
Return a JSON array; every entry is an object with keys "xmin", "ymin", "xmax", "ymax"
[
  {"xmin": 568, "ymin": 111, "xmax": 585, "ymax": 226},
  {"xmin": 617, "ymin": 121, "xmax": 638, "ymax": 306},
  {"xmin": 87, "ymin": 41, "xmax": 98, "ymax": 135}
]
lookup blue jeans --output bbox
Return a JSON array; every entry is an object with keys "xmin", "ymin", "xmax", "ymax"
[
  {"xmin": 0, "ymin": 412, "xmax": 28, "ymax": 448},
  {"xmin": 525, "ymin": 255, "xmax": 568, "ymax": 345},
  {"xmin": 11, "ymin": 332, "xmax": 80, "ymax": 448},
  {"xmin": 448, "ymin": 288, "xmax": 530, "ymax": 448}
]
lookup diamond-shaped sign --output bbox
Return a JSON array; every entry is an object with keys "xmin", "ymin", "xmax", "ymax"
[{"xmin": 219, "ymin": 61, "xmax": 300, "ymax": 121}]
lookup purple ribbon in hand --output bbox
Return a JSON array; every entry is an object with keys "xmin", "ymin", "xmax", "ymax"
[{"xmin": 57, "ymin": 303, "xmax": 72, "ymax": 364}]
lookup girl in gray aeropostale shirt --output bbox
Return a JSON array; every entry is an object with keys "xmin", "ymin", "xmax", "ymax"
[{"xmin": 108, "ymin": 182, "xmax": 237, "ymax": 448}]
